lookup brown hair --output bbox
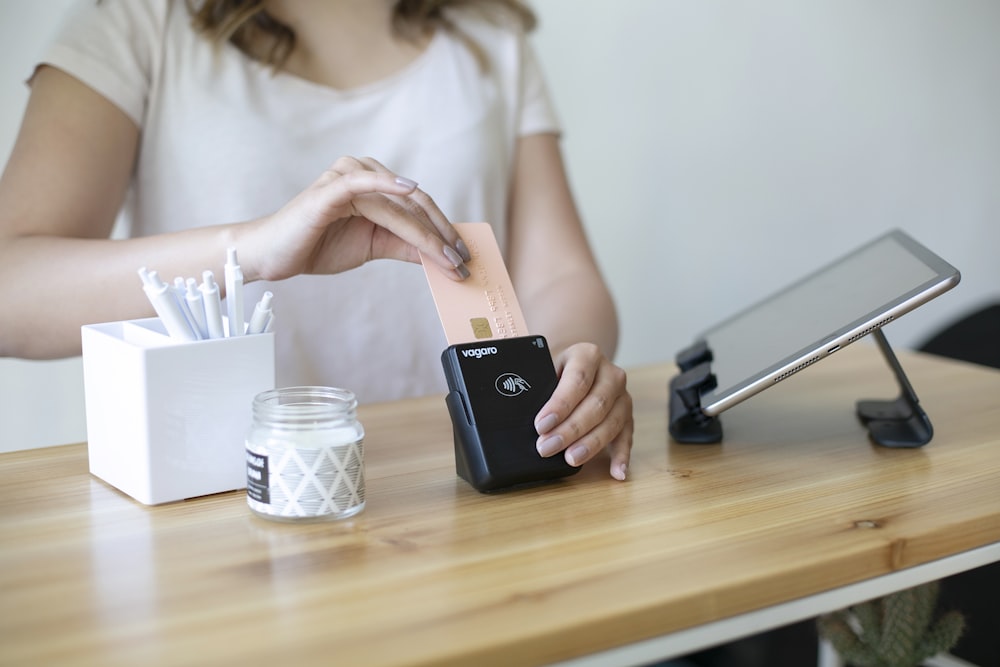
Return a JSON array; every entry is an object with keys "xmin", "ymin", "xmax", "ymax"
[{"xmin": 186, "ymin": 0, "xmax": 537, "ymax": 71}]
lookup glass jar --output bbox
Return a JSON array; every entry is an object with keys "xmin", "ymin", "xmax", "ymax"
[{"xmin": 246, "ymin": 386, "xmax": 365, "ymax": 522}]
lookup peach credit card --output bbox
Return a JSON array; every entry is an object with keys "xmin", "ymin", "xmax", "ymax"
[{"xmin": 420, "ymin": 222, "xmax": 530, "ymax": 345}]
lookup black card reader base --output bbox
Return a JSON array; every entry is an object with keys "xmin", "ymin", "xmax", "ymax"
[{"xmin": 441, "ymin": 335, "xmax": 579, "ymax": 492}]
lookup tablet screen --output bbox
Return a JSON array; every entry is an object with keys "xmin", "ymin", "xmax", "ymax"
[{"xmin": 697, "ymin": 230, "xmax": 960, "ymax": 415}]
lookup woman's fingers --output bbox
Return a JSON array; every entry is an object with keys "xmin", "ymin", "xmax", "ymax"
[
  {"xmin": 357, "ymin": 157, "xmax": 471, "ymax": 262},
  {"xmin": 318, "ymin": 157, "xmax": 470, "ymax": 278},
  {"xmin": 534, "ymin": 343, "xmax": 633, "ymax": 479},
  {"xmin": 347, "ymin": 192, "xmax": 469, "ymax": 279}
]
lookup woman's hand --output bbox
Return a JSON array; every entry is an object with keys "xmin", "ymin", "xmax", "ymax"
[
  {"xmin": 534, "ymin": 342, "xmax": 633, "ymax": 481},
  {"xmin": 240, "ymin": 156, "xmax": 471, "ymax": 283}
]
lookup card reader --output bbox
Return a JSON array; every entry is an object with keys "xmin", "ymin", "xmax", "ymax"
[{"xmin": 441, "ymin": 335, "xmax": 580, "ymax": 492}]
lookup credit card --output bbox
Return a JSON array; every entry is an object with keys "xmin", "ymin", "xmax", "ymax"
[{"xmin": 420, "ymin": 222, "xmax": 530, "ymax": 346}]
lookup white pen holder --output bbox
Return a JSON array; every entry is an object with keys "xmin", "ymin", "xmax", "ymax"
[{"xmin": 81, "ymin": 317, "xmax": 274, "ymax": 505}]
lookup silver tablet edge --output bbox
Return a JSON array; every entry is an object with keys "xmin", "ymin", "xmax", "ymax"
[{"xmin": 699, "ymin": 269, "xmax": 961, "ymax": 417}]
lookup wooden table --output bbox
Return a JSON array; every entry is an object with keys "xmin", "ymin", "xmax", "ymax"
[{"xmin": 2, "ymin": 343, "xmax": 999, "ymax": 667}]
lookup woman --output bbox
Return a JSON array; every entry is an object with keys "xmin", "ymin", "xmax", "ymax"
[{"xmin": 0, "ymin": 0, "xmax": 632, "ymax": 479}]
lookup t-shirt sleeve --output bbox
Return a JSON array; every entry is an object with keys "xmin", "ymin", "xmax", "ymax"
[
  {"xmin": 518, "ymin": 39, "xmax": 562, "ymax": 137},
  {"xmin": 33, "ymin": 0, "xmax": 167, "ymax": 126}
]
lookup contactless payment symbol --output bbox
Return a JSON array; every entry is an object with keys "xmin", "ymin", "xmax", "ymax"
[{"xmin": 496, "ymin": 373, "xmax": 531, "ymax": 397}]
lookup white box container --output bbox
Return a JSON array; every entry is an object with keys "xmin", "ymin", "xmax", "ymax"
[{"xmin": 81, "ymin": 318, "xmax": 274, "ymax": 505}]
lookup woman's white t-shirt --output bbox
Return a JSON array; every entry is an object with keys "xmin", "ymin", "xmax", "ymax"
[{"xmin": 38, "ymin": 0, "xmax": 560, "ymax": 403}]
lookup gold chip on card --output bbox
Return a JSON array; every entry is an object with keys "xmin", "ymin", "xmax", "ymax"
[{"xmin": 470, "ymin": 317, "xmax": 493, "ymax": 339}]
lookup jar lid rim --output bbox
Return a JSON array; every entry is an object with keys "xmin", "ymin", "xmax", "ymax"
[{"xmin": 253, "ymin": 386, "xmax": 358, "ymax": 417}]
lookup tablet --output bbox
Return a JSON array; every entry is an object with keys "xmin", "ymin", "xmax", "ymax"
[{"xmin": 685, "ymin": 229, "xmax": 960, "ymax": 417}]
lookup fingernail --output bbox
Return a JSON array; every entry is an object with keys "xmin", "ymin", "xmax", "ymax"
[
  {"xmin": 443, "ymin": 245, "xmax": 464, "ymax": 268},
  {"xmin": 614, "ymin": 463, "xmax": 628, "ymax": 481},
  {"xmin": 566, "ymin": 444, "xmax": 589, "ymax": 467},
  {"xmin": 455, "ymin": 264, "xmax": 471, "ymax": 279},
  {"xmin": 536, "ymin": 434, "xmax": 564, "ymax": 457},
  {"xmin": 395, "ymin": 176, "xmax": 418, "ymax": 189},
  {"xmin": 455, "ymin": 239, "xmax": 472, "ymax": 263},
  {"xmin": 535, "ymin": 413, "xmax": 559, "ymax": 434}
]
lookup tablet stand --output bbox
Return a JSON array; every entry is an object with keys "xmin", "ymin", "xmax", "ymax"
[
  {"xmin": 668, "ymin": 340, "xmax": 723, "ymax": 443},
  {"xmin": 668, "ymin": 330, "xmax": 932, "ymax": 447},
  {"xmin": 856, "ymin": 328, "xmax": 933, "ymax": 448}
]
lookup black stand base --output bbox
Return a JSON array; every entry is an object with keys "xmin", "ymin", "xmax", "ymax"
[
  {"xmin": 668, "ymin": 341, "xmax": 723, "ymax": 444},
  {"xmin": 668, "ymin": 329, "xmax": 933, "ymax": 447},
  {"xmin": 855, "ymin": 328, "xmax": 933, "ymax": 448}
]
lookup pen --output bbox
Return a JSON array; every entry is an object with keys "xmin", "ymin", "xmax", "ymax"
[
  {"xmin": 173, "ymin": 276, "xmax": 203, "ymax": 340},
  {"xmin": 246, "ymin": 291, "xmax": 273, "ymax": 335},
  {"xmin": 225, "ymin": 247, "xmax": 244, "ymax": 337},
  {"xmin": 199, "ymin": 270, "xmax": 225, "ymax": 339},
  {"xmin": 138, "ymin": 267, "xmax": 198, "ymax": 341},
  {"xmin": 184, "ymin": 277, "xmax": 209, "ymax": 339}
]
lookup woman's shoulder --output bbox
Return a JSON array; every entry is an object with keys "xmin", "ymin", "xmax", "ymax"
[
  {"xmin": 49, "ymin": 0, "xmax": 190, "ymax": 64},
  {"xmin": 41, "ymin": 0, "xmax": 198, "ymax": 126},
  {"xmin": 61, "ymin": 0, "xmax": 174, "ymax": 36},
  {"xmin": 443, "ymin": 3, "xmax": 532, "ymax": 48},
  {"xmin": 440, "ymin": 2, "xmax": 535, "ymax": 80}
]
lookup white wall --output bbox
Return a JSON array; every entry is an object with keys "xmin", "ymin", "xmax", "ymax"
[
  {"xmin": 2, "ymin": 1, "xmax": 999, "ymax": 451},
  {"xmin": 532, "ymin": 0, "xmax": 1000, "ymax": 367}
]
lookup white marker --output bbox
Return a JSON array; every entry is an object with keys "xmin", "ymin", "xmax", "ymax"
[
  {"xmin": 224, "ymin": 247, "xmax": 244, "ymax": 337},
  {"xmin": 184, "ymin": 277, "xmax": 208, "ymax": 339},
  {"xmin": 246, "ymin": 291, "xmax": 273, "ymax": 335},
  {"xmin": 138, "ymin": 268, "xmax": 197, "ymax": 341},
  {"xmin": 199, "ymin": 270, "xmax": 225, "ymax": 339}
]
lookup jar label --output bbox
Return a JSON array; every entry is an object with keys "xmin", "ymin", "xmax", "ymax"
[
  {"xmin": 245, "ymin": 440, "xmax": 365, "ymax": 519},
  {"xmin": 246, "ymin": 450, "xmax": 270, "ymax": 504}
]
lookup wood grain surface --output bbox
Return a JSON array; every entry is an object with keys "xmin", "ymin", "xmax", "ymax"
[{"xmin": 1, "ymin": 343, "xmax": 998, "ymax": 667}]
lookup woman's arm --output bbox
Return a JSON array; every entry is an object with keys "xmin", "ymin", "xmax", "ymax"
[
  {"xmin": 0, "ymin": 67, "xmax": 469, "ymax": 359},
  {"xmin": 507, "ymin": 133, "xmax": 633, "ymax": 480},
  {"xmin": 0, "ymin": 66, "xmax": 145, "ymax": 357},
  {"xmin": 507, "ymin": 134, "xmax": 618, "ymax": 360}
]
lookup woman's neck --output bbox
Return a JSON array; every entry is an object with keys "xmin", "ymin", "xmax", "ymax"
[{"xmin": 262, "ymin": 0, "xmax": 433, "ymax": 90}]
